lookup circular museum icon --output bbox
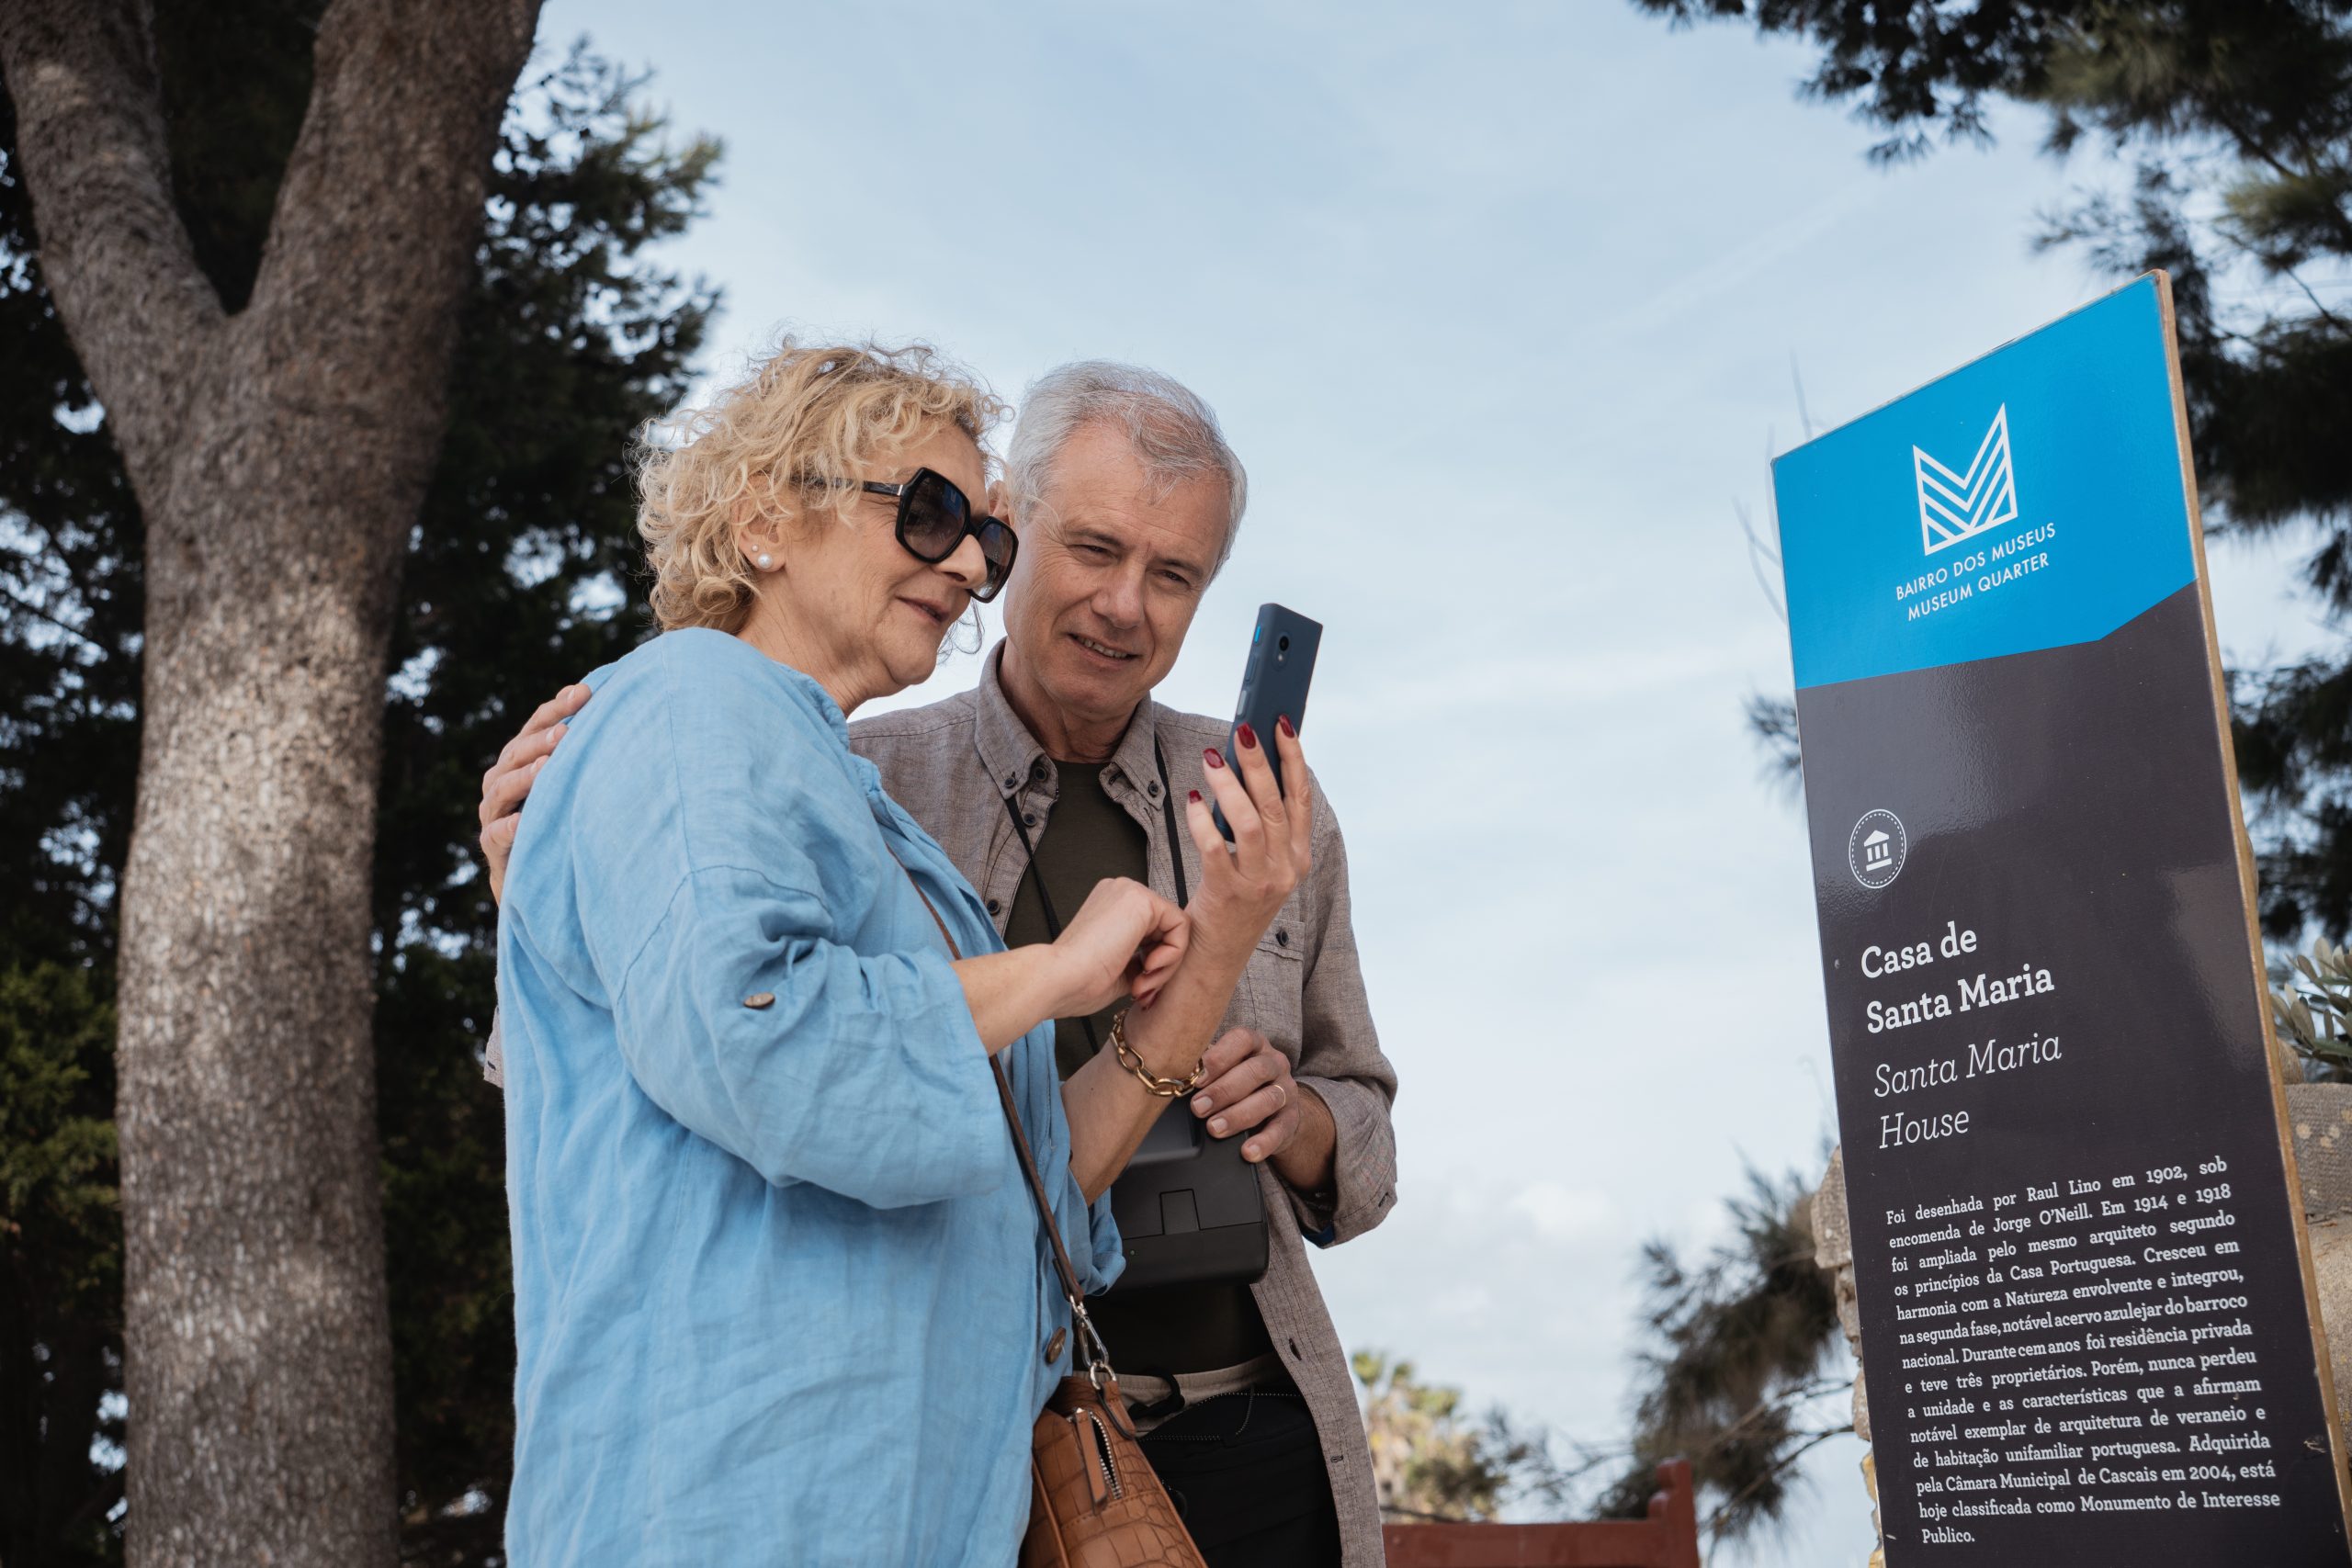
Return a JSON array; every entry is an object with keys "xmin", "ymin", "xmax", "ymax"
[{"xmin": 1849, "ymin": 809, "xmax": 1907, "ymax": 890}]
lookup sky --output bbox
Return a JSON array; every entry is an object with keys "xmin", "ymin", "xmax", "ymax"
[{"xmin": 537, "ymin": 3, "xmax": 2338, "ymax": 1560}]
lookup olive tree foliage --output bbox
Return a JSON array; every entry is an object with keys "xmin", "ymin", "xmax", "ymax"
[
  {"xmin": 1646, "ymin": 1, "xmax": 2352, "ymax": 938},
  {"xmin": 2272, "ymin": 936, "xmax": 2352, "ymax": 1081},
  {"xmin": 0, "ymin": 4, "xmax": 714, "ymax": 1561},
  {"xmin": 1353, "ymin": 1351, "xmax": 1577, "ymax": 1524}
]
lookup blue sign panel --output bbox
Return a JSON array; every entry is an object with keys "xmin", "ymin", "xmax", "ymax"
[{"xmin": 1778, "ymin": 276, "xmax": 2197, "ymax": 691}]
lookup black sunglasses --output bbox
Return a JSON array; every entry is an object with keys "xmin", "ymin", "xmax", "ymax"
[{"xmin": 818, "ymin": 467, "xmax": 1017, "ymax": 604}]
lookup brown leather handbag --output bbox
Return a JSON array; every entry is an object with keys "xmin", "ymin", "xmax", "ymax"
[
  {"xmin": 987, "ymin": 1057, "xmax": 1205, "ymax": 1568},
  {"xmin": 902, "ymin": 869, "xmax": 1204, "ymax": 1568}
]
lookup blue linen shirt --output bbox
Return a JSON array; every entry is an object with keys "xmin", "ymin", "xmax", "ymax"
[{"xmin": 496, "ymin": 627, "xmax": 1120, "ymax": 1566}]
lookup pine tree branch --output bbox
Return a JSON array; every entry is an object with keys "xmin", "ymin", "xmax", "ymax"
[
  {"xmin": 2278, "ymin": 264, "xmax": 2350, "ymax": 333},
  {"xmin": 1699, "ymin": 1423, "xmax": 1852, "ymax": 1539},
  {"xmin": 0, "ymin": 579, "xmax": 105, "ymax": 654},
  {"xmin": 2, "ymin": 512, "xmax": 86, "ymax": 596},
  {"xmin": 1665, "ymin": 1375, "xmax": 1851, "ymax": 1468},
  {"xmin": 0, "ymin": 0, "xmax": 225, "ymax": 479},
  {"xmin": 2188, "ymin": 88, "xmax": 2352, "ymax": 259}
]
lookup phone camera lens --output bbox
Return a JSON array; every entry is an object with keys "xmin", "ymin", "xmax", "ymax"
[{"xmin": 1277, "ymin": 636, "xmax": 1291, "ymax": 653}]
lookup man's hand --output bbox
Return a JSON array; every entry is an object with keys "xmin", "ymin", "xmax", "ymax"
[
  {"xmin": 1191, "ymin": 1025, "xmax": 1325, "ymax": 1168},
  {"xmin": 479, "ymin": 683, "xmax": 591, "ymax": 902}
]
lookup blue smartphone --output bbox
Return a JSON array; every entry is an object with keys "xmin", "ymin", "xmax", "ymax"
[{"xmin": 1213, "ymin": 604, "xmax": 1321, "ymax": 841}]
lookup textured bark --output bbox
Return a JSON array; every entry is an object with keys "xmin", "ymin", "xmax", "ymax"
[{"xmin": 0, "ymin": 3, "xmax": 541, "ymax": 1564}]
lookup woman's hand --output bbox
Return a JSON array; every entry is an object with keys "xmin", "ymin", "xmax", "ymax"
[
  {"xmin": 1050, "ymin": 877, "xmax": 1190, "ymax": 1018},
  {"xmin": 1182, "ymin": 717, "xmax": 1313, "ymax": 962},
  {"xmin": 478, "ymin": 683, "xmax": 591, "ymax": 901}
]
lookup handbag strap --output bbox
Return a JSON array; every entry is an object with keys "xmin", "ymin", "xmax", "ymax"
[{"xmin": 899, "ymin": 863, "xmax": 1115, "ymax": 1387}]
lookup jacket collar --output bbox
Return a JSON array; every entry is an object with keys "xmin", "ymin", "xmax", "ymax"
[{"xmin": 974, "ymin": 642, "xmax": 1168, "ymax": 801}]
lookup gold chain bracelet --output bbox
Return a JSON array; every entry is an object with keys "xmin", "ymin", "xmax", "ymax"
[{"xmin": 1108, "ymin": 1010, "xmax": 1204, "ymax": 1098}]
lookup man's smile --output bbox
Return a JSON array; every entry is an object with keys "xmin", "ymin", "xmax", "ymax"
[{"xmin": 1070, "ymin": 632, "xmax": 1138, "ymax": 662}]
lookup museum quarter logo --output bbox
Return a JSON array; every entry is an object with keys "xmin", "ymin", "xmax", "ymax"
[
  {"xmin": 1848, "ymin": 808, "xmax": 1906, "ymax": 890},
  {"xmin": 1914, "ymin": 404, "xmax": 2018, "ymax": 556}
]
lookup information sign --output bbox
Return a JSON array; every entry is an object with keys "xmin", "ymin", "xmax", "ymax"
[{"xmin": 1776, "ymin": 274, "xmax": 2352, "ymax": 1564}]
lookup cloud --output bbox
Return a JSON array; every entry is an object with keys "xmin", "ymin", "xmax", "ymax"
[
  {"xmin": 1510, "ymin": 1180, "xmax": 1617, "ymax": 1243},
  {"xmin": 1599, "ymin": 180, "xmax": 1887, "ymax": 347}
]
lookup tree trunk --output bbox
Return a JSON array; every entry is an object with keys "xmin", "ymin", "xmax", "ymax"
[
  {"xmin": 110, "ymin": 405, "xmax": 421, "ymax": 1567},
  {"xmin": 0, "ymin": 3, "xmax": 540, "ymax": 1562}
]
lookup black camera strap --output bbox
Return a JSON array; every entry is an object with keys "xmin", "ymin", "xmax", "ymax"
[{"xmin": 1001, "ymin": 737, "xmax": 1189, "ymax": 1055}]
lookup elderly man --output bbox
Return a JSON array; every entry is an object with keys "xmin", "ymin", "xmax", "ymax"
[{"xmin": 478, "ymin": 362, "xmax": 1398, "ymax": 1567}]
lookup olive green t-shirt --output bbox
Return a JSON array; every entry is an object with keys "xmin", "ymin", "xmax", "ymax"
[{"xmin": 1003, "ymin": 761, "xmax": 1272, "ymax": 1377}]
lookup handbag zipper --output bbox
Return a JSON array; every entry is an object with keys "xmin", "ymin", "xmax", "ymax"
[{"xmin": 1077, "ymin": 1407, "xmax": 1124, "ymax": 1500}]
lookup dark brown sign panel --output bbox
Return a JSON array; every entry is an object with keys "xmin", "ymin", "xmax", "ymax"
[{"xmin": 1774, "ymin": 274, "xmax": 2352, "ymax": 1564}]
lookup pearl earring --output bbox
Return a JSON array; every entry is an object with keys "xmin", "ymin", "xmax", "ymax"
[{"xmin": 756, "ymin": 552, "xmax": 773, "ymax": 570}]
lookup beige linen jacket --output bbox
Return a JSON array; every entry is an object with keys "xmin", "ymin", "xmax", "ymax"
[
  {"xmin": 485, "ymin": 646, "xmax": 1399, "ymax": 1563},
  {"xmin": 851, "ymin": 647, "xmax": 1398, "ymax": 1565}
]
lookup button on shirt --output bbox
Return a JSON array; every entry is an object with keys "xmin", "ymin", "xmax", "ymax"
[{"xmin": 495, "ymin": 628, "xmax": 1119, "ymax": 1566}]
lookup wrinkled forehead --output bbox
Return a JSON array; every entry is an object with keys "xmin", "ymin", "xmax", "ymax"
[{"xmin": 1037, "ymin": 426, "xmax": 1229, "ymax": 569}]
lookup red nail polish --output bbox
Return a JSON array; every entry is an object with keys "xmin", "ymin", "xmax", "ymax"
[
  {"xmin": 1277, "ymin": 714, "xmax": 1295, "ymax": 739},
  {"xmin": 1236, "ymin": 723, "xmax": 1259, "ymax": 750},
  {"xmin": 1204, "ymin": 748, "xmax": 1224, "ymax": 769},
  {"xmin": 1188, "ymin": 789, "xmax": 1202, "ymax": 804}
]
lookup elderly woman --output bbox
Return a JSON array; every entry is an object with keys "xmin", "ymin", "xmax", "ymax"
[{"xmin": 495, "ymin": 342, "xmax": 1201, "ymax": 1564}]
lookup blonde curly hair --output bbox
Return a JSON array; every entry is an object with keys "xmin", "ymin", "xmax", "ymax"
[{"xmin": 635, "ymin": 339, "xmax": 1008, "ymax": 632}]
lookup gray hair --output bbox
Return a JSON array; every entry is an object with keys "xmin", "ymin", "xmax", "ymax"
[{"xmin": 1006, "ymin": 361, "xmax": 1249, "ymax": 576}]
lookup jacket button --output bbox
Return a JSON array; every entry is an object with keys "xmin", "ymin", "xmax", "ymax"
[
  {"xmin": 1003, "ymin": 773, "xmax": 1018, "ymax": 789},
  {"xmin": 742, "ymin": 992, "xmax": 775, "ymax": 1010},
  {"xmin": 1023, "ymin": 813, "xmax": 1036, "ymax": 827},
  {"xmin": 1031, "ymin": 761, "xmax": 1047, "ymax": 781},
  {"xmin": 1045, "ymin": 1327, "xmax": 1067, "ymax": 1362},
  {"xmin": 1273, "ymin": 929, "xmax": 1288, "ymax": 948},
  {"xmin": 1147, "ymin": 781, "xmax": 1160, "ymax": 796},
  {"xmin": 986, "ymin": 898, "xmax": 1001, "ymax": 915}
]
